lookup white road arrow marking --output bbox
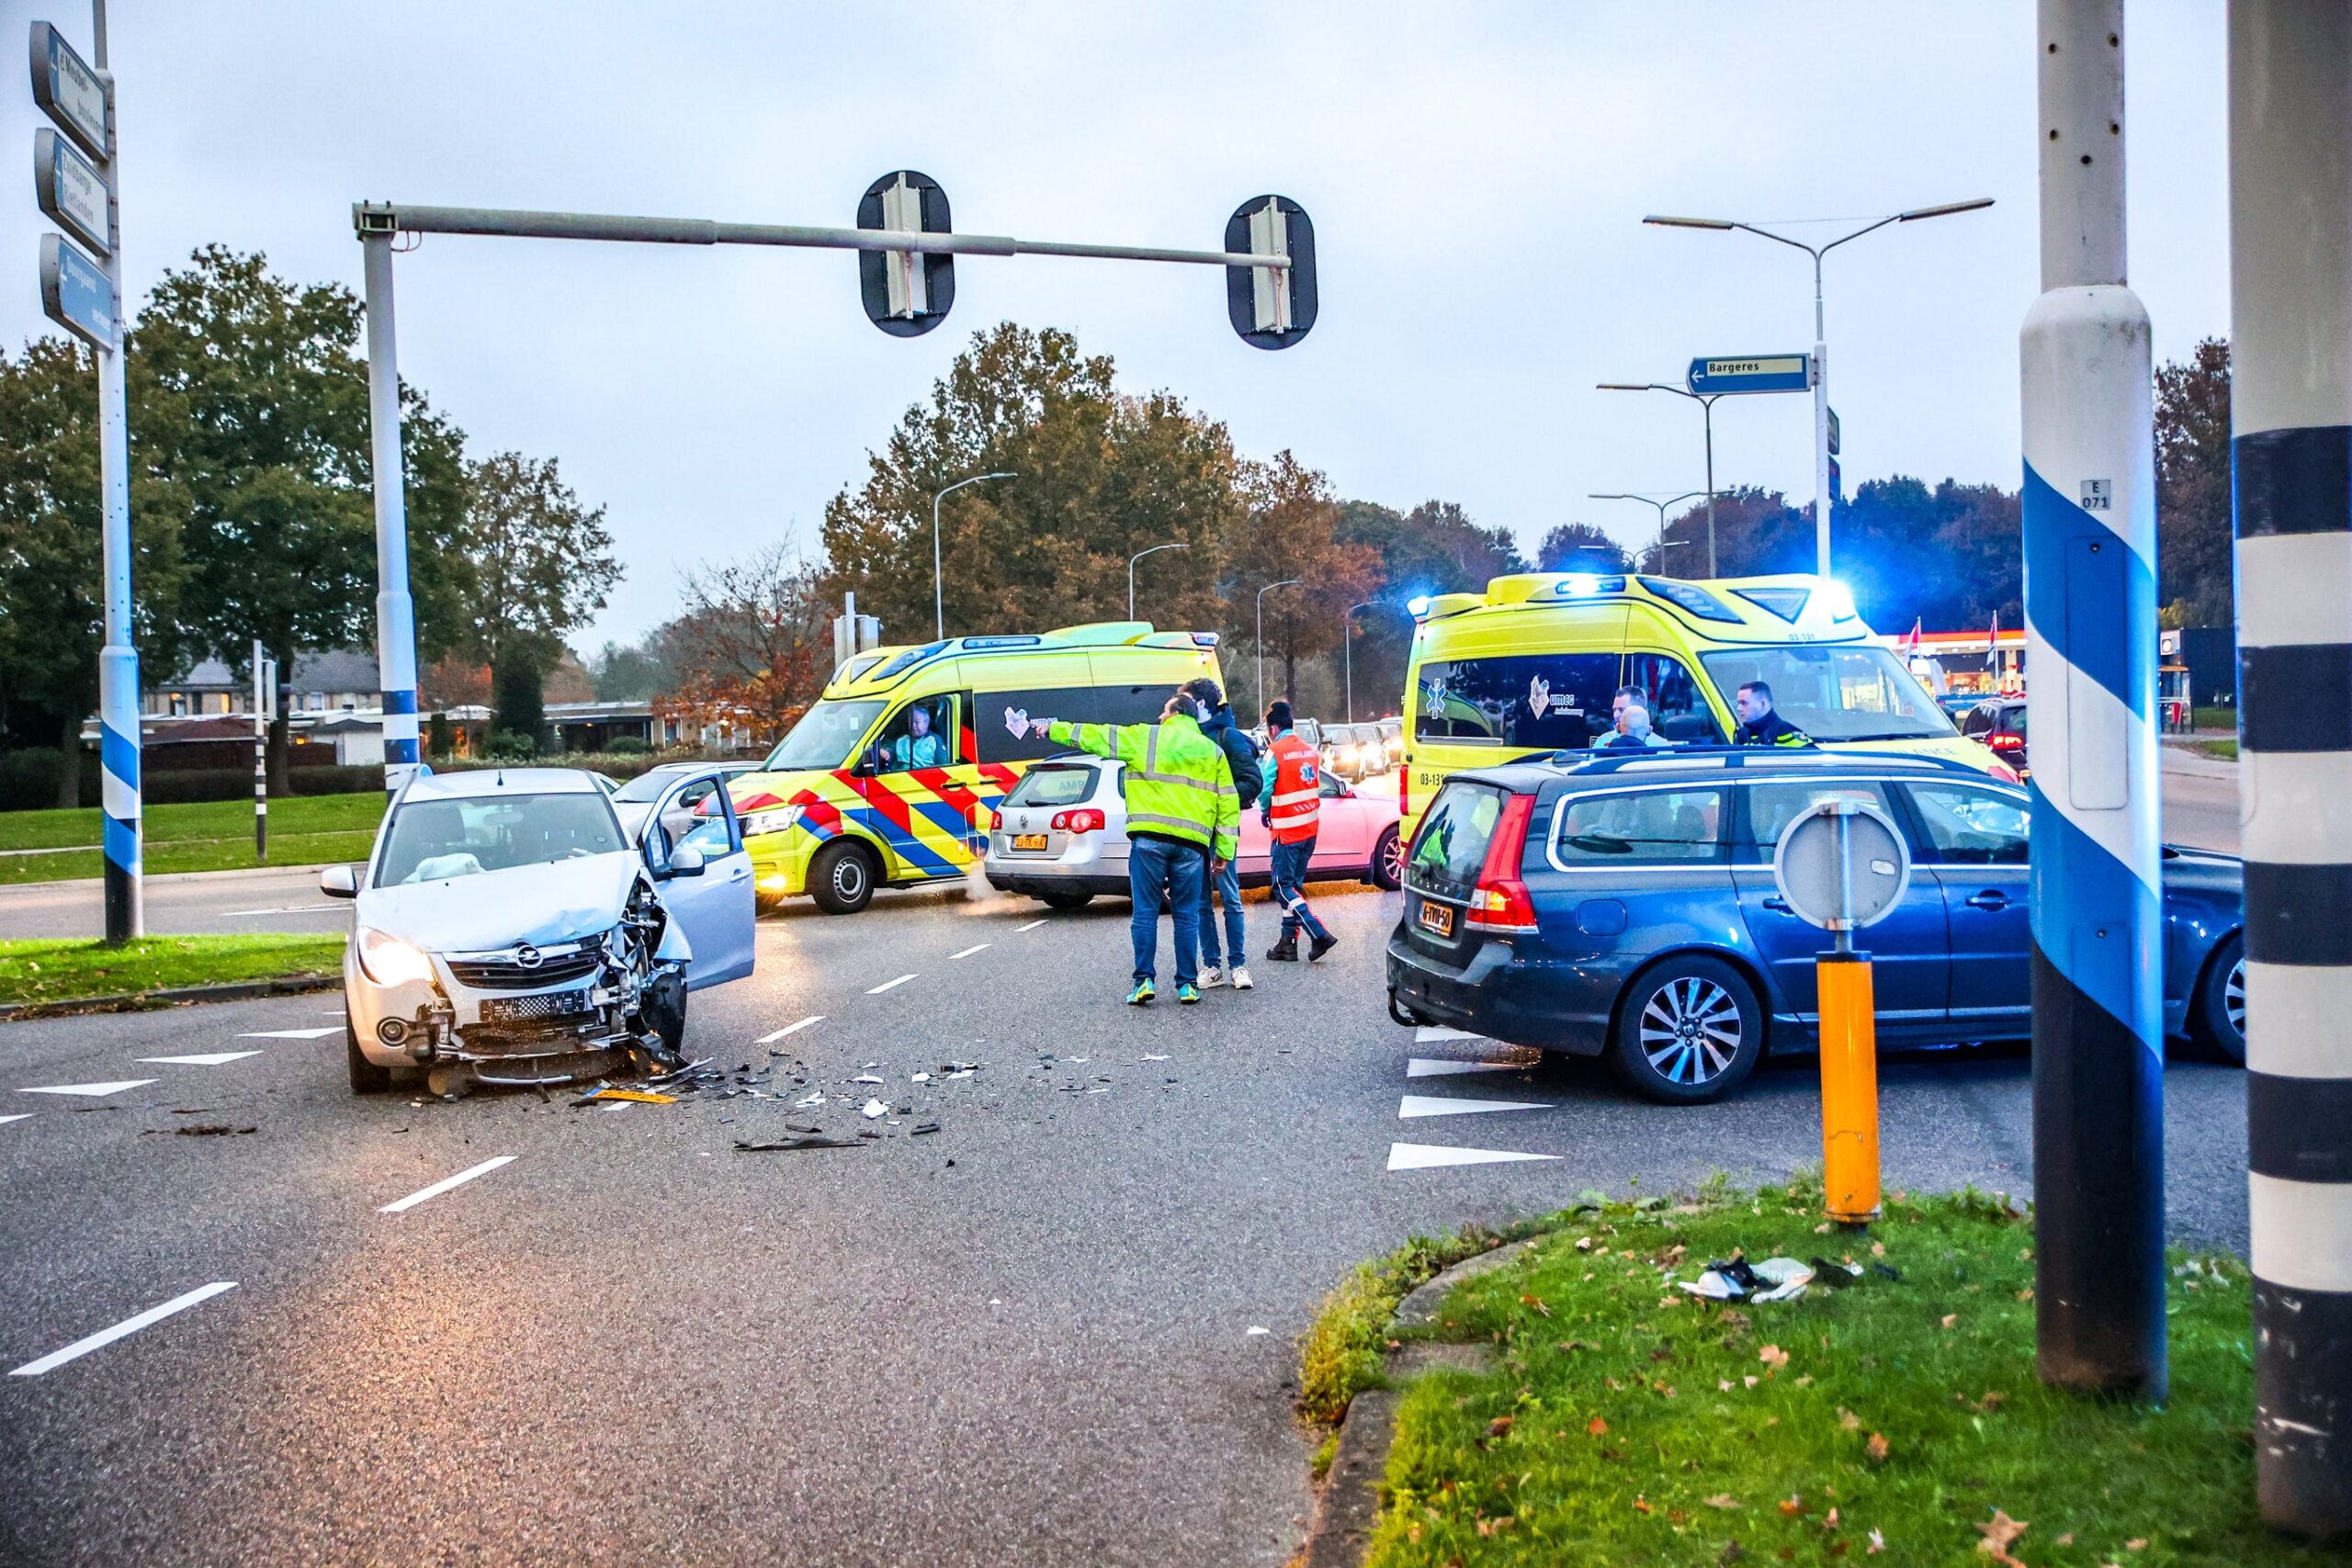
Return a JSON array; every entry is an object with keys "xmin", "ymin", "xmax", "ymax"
[
  {"xmin": 1414, "ymin": 1025, "xmax": 1489, "ymax": 1043},
  {"xmin": 9, "ymin": 1281, "xmax": 240, "ymax": 1377},
  {"xmin": 1386, "ymin": 1143, "xmax": 1560, "ymax": 1172},
  {"xmin": 1398, "ymin": 1094, "xmax": 1552, "ymax": 1119},
  {"xmin": 379, "ymin": 1156, "xmax": 516, "ymax": 1214},
  {"xmin": 17, "ymin": 1079, "xmax": 155, "ymax": 1098},
  {"xmin": 238, "ymin": 1027, "xmax": 342, "ymax": 1040},
  {"xmin": 756, "ymin": 1015, "xmax": 824, "ymax": 1043},
  {"xmin": 137, "ymin": 1051, "xmax": 264, "ymax": 1067},
  {"xmin": 1405, "ymin": 1058, "xmax": 1520, "ymax": 1078},
  {"xmin": 0, "ymin": 1113, "xmax": 32, "ymax": 1128}
]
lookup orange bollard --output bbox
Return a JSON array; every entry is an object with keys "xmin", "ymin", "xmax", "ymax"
[{"xmin": 1815, "ymin": 952, "xmax": 1881, "ymax": 1223}]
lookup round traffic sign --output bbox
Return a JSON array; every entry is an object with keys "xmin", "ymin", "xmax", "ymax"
[{"xmin": 1770, "ymin": 800, "xmax": 1911, "ymax": 931}]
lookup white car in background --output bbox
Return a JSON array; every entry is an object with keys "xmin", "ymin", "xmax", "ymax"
[
  {"xmin": 980, "ymin": 753, "xmax": 1405, "ymax": 908},
  {"xmin": 322, "ymin": 766, "xmax": 756, "ymax": 1095}
]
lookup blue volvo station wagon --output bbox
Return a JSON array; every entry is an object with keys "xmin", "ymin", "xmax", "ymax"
[{"xmin": 1385, "ymin": 750, "xmax": 2245, "ymax": 1104}]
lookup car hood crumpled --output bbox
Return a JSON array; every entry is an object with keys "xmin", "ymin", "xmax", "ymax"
[{"xmin": 356, "ymin": 852, "xmax": 640, "ymax": 953}]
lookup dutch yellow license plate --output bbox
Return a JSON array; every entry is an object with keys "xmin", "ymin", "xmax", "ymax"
[
  {"xmin": 1418, "ymin": 900, "xmax": 1455, "ymax": 938},
  {"xmin": 1013, "ymin": 833, "xmax": 1048, "ymax": 852}
]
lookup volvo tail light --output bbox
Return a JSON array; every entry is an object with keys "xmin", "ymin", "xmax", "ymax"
[
  {"xmin": 1051, "ymin": 808, "xmax": 1105, "ymax": 834},
  {"xmin": 1464, "ymin": 793, "xmax": 1539, "ymax": 933},
  {"xmin": 1988, "ymin": 732, "xmax": 2024, "ymax": 751}
]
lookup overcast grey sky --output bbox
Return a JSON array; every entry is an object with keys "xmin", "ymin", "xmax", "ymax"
[{"xmin": 2, "ymin": 1, "xmax": 2230, "ymax": 649}]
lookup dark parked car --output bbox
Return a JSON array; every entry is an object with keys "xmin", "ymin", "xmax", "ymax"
[
  {"xmin": 1957, "ymin": 698, "xmax": 2030, "ymax": 776},
  {"xmin": 1385, "ymin": 749, "xmax": 2244, "ymax": 1103}
]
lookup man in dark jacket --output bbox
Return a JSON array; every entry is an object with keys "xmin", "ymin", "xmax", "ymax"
[
  {"xmin": 1185, "ymin": 678, "xmax": 1262, "ymax": 989},
  {"xmin": 1733, "ymin": 680, "xmax": 1812, "ymax": 747}
]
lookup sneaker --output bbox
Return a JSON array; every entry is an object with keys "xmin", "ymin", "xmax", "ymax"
[
  {"xmin": 1307, "ymin": 932, "xmax": 1340, "ymax": 962},
  {"xmin": 1200, "ymin": 964, "xmax": 1227, "ymax": 988},
  {"xmin": 1126, "ymin": 979, "xmax": 1156, "ymax": 1006},
  {"xmin": 1176, "ymin": 981, "xmax": 1202, "ymax": 1005},
  {"xmin": 1265, "ymin": 938, "xmax": 1299, "ymax": 963},
  {"xmin": 1230, "ymin": 965, "xmax": 1255, "ymax": 990}
]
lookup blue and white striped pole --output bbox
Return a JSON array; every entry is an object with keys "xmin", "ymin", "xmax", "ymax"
[
  {"xmin": 361, "ymin": 230, "xmax": 420, "ymax": 796},
  {"xmin": 91, "ymin": 8, "xmax": 140, "ymax": 941},
  {"xmin": 2021, "ymin": 0, "xmax": 2165, "ymax": 1398},
  {"xmin": 2229, "ymin": 0, "xmax": 2352, "ymax": 1534}
]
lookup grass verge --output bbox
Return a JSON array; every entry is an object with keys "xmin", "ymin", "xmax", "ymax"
[
  {"xmin": 0, "ymin": 934, "xmax": 346, "ymax": 1008},
  {"xmin": 0, "ymin": 792, "xmax": 384, "ymax": 885},
  {"xmin": 2187, "ymin": 738, "xmax": 2240, "ymax": 762},
  {"xmin": 1310, "ymin": 1179, "xmax": 2311, "ymax": 1566}
]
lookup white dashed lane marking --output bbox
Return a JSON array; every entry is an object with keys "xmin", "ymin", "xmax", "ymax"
[
  {"xmin": 948, "ymin": 944, "xmax": 990, "ymax": 960},
  {"xmin": 757, "ymin": 1015, "xmax": 824, "ymax": 1044},
  {"xmin": 1014, "ymin": 919, "xmax": 1048, "ymax": 932},
  {"xmin": 137, "ymin": 1052, "xmax": 263, "ymax": 1067},
  {"xmin": 17, "ymin": 1079, "xmax": 156, "ymax": 1099},
  {"xmin": 1397, "ymin": 1093, "xmax": 1553, "ymax": 1120},
  {"xmin": 238, "ymin": 1028, "xmax": 341, "ymax": 1041},
  {"xmin": 0, "ymin": 1113, "xmax": 32, "ymax": 1129},
  {"xmin": 866, "ymin": 974, "xmax": 918, "ymax": 995},
  {"xmin": 8, "ymin": 1282, "xmax": 239, "ymax": 1377},
  {"xmin": 1387, "ymin": 1143, "xmax": 1561, "ymax": 1172},
  {"xmin": 379, "ymin": 1156, "xmax": 517, "ymax": 1215}
]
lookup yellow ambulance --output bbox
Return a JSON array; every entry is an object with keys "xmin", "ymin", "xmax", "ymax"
[
  {"xmin": 727, "ymin": 623, "xmax": 1221, "ymax": 913},
  {"xmin": 1398, "ymin": 571, "xmax": 2009, "ymax": 837}
]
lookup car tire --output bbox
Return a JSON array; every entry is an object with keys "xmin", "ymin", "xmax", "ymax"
[
  {"xmin": 1039, "ymin": 888, "xmax": 1093, "ymax": 910},
  {"xmin": 1608, "ymin": 954, "xmax": 1765, "ymax": 1105},
  {"xmin": 808, "ymin": 841, "xmax": 877, "ymax": 915},
  {"xmin": 2189, "ymin": 931, "xmax": 2246, "ymax": 1066},
  {"xmin": 1369, "ymin": 825, "xmax": 1404, "ymax": 891},
  {"xmin": 347, "ymin": 1021, "xmax": 393, "ymax": 1095}
]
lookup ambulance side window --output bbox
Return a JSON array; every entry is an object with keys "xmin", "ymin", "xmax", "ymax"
[
  {"xmin": 1626, "ymin": 653, "xmax": 1726, "ymax": 743},
  {"xmin": 978, "ymin": 686, "xmax": 1104, "ymax": 764}
]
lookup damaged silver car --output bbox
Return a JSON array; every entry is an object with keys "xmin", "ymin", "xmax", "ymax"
[{"xmin": 322, "ymin": 766, "xmax": 756, "ymax": 1095}]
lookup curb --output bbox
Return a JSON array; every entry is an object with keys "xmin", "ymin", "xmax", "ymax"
[
  {"xmin": 1299, "ymin": 1238, "xmax": 1539, "ymax": 1567},
  {"xmin": 0, "ymin": 862, "xmax": 338, "ymax": 895},
  {"xmin": 0, "ymin": 971, "xmax": 340, "ymax": 1022}
]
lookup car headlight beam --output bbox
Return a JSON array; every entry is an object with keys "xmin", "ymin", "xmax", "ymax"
[{"xmin": 356, "ymin": 926, "xmax": 435, "ymax": 987}]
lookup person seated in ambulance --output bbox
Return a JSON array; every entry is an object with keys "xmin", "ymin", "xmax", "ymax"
[{"xmin": 883, "ymin": 702, "xmax": 951, "ymax": 772}]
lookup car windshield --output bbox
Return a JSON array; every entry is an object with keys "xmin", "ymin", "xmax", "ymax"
[
  {"xmin": 763, "ymin": 700, "xmax": 886, "ymax": 773},
  {"xmin": 1408, "ymin": 782, "xmax": 1509, "ymax": 900},
  {"xmin": 611, "ymin": 769, "xmax": 684, "ymax": 804},
  {"xmin": 376, "ymin": 792, "xmax": 623, "ymax": 886},
  {"xmin": 1697, "ymin": 645, "xmax": 1953, "ymax": 741},
  {"xmin": 1005, "ymin": 762, "xmax": 1101, "ymax": 808}
]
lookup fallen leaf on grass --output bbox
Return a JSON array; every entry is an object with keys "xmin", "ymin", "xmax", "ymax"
[
  {"xmin": 1704, "ymin": 1494, "xmax": 1740, "ymax": 1509},
  {"xmin": 1487, "ymin": 1416, "xmax": 1515, "ymax": 1438},
  {"xmin": 1941, "ymin": 1314, "xmax": 1959, "ymax": 1329},
  {"xmin": 1520, "ymin": 1293, "xmax": 1552, "ymax": 1317},
  {"xmin": 1865, "ymin": 1432, "xmax": 1890, "ymax": 1462},
  {"xmin": 1587, "ymin": 1416, "xmax": 1609, "ymax": 1436},
  {"xmin": 1868, "ymin": 1528, "xmax": 1885, "ymax": 1553},
  {"xmin": 1759, "ymin": 1344, "xmax": 1790, "ymax": 1369},
  {"xmin": 1475, "ymin": 1515, "xmax": 1516, "ymax": 1536},
  {"xmin": 2125, "ymin": 1540, "xmax": 2147, "ymax": 1551},
  {"xmin": 1976, "ymin": 1508, "xmax": 2029, "ymax": 1564},
  {"xmin": 1632, "ymin": 1495, "xmax": 1652, "ymax": 1515},
  {"xmin": 1779, "ymin": 1495, "xmax": 1808, "ymax": 1516},
  {"xmin": 1839, "ymin": 1408, "xmax": 1862, "ymax": 1431}
]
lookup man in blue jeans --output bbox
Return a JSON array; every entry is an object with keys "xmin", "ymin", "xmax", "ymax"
[{"xmin": 1184, "ymin": 678, "xmax": 1261, "ymax": 991}]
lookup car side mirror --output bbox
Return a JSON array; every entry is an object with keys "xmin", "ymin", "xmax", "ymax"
[
  {"xmin": 659, "ymin": 844, "xmax": 707, "ymax": 879},
  {"xmin": 320, "ymin": 863, "xmax": 359, "ymax": 899}
]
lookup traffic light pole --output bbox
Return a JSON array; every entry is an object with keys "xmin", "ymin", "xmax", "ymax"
[
  {"xmin": 2229, "ymin": 0, "xmax": 2352, "ymax": 1535},
  {"xmin": 2020, "ymin": 0, "xmax": 2165, "ymax": 1400},
  {"xmin": 90, "ymin": 6, "xmax": 140, "ymax": 941},
  {"xmin": 360, "ymin": 231, "xmax": 421, "ymax": 797}
]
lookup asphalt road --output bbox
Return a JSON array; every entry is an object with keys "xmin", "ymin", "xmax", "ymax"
[{"xmin": 0, "ymin": 862, "xmax": 2249, "ymax": 1566}]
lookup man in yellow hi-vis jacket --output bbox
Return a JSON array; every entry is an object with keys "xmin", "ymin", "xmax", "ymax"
[{"xmin": 1032, "ymin": 690, "xmax": 1240, "ymax": 1005}]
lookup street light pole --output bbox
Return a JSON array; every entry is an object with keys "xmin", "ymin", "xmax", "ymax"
[
  {"xmin": 1599, "ymin": 383, "xmax": 1724, "ymax": 576},
  {"xmin": 1589, "ymin": 491, "xmax": 1709, "ymax": 573},
  {"xmin": 1127, "ymin": 541, "xmax": 1191, "ymax": 621},
  {"xmin": 1341, "ymin": 601, "xmax": 1377, "ymax": 722},
  {"xmin": 1645, "ymin": 197, "xmax": 1993, "ymax": 578},
  {"xmin": 1255, "ymin": 579, "xmax": 1302, "ymax": 718},
  {"xmin": 931, "ymin": 471, "xmax": 1015, "ymax": 638}
]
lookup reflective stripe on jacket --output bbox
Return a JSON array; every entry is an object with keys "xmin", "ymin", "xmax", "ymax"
[
  {"xmin": 1047, "ymin": 714, "xmax": 1239, "ymax": 862},
  {"xmin": 1263, "ymin": 731, "xmax": 1321, "ymax": 844}
]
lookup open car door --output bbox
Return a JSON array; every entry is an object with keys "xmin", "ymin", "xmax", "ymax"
[{"xmin": 643, "ymin": 771, "xmax": 756, "ymax": 989}]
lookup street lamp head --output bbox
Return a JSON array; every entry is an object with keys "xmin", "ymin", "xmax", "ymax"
[
  {"xmin": 1643, "ymin": 214, "xmax": 1736, "ymax": 231},
  {"xmin": 1898, "ymin": 197, "xmax": 1995, "ymax": 222},
  {"xmin": 1596, "ymin": 382, "xmax": 1651, "ymax": 391}
]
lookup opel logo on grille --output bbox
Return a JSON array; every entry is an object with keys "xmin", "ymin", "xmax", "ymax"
[{"xmin": 513, "ymin": 944, "xmax": 544, "ymax": 969}]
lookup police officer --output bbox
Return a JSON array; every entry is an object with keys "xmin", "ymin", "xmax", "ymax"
[
  {"xmin": 1261, "ymin": 701, "xmax": 1338, "ymax": 963},
  {"xmin": 1032, "ymin": 691, "xmax": 1239, "ymax": 1005},
  {"xmin": 1733, "ymin": 680, "xmax": 1812, "ymax": 747}
]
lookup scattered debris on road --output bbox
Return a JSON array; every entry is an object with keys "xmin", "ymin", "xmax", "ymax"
[
  {"xmin": 574, "ymin": 1086, "xmax": 678, "ymax": 1107},
  {"xmin": 142, "ymin": 1123, "xmax": 255, "ymax": 1137},
  {"xmin": 732, "ymin": 1134, "xmax": 863, "ymax": 1152},
  {"xmin": 860, "ymin": 1098, "xmax": 888, "ymax": 1119}
]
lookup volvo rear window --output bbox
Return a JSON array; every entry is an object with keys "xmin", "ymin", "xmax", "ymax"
[
  {"xmin": 1554, "ymin": 786, "xmax": 1726, "ymax": 864},
  {"xmin": 1408, "ymin": 782, "xmax": 1510, "ymax": 899}
]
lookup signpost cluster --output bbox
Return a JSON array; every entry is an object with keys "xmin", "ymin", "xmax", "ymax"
[{"xmin": 28, "ymin": 17, "xmax": 141, "ymax": 941}]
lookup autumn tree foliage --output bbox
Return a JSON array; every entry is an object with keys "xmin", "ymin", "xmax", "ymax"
[{"xmin": 653, "ymin": 543, "xmax": 831, "ymax": 747}]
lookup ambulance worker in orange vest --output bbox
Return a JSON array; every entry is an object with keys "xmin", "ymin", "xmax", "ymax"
[{"xmin": 1260, "ymin": 701, "xmax": 1338, "ymax": 962}]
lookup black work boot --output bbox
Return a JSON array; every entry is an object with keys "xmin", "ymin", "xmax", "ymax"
[
  {"xmin": 1307, "ymin": 931, "xmax": 1340, "ymax": 962},
  {"xmin": 1265, "ymin": 933, "xmax": 1299, "ymax": 962}
]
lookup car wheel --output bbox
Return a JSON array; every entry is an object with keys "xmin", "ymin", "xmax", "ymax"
[
  {"xmin": 808, "ymin": 841, "xmax": 876, "ymax": 915},
  {"xmin": 1608, "ymin": 955, "xmax": 1764, "ymax": 1104},
  {"xmin": 1039, "ymin": 888, "xmax": 1093, "ymax": 910},
  {"xmin": 1369, "ymin": 825, "xmax": 1404, "ymax": 891},
  {"xmin": 2190, "ymin": 931, "xmax": 2246, "ymax": 1066},
  {"xmin": 347, "ymin": 1021, "xmax": 393, "ymax": 1095}
]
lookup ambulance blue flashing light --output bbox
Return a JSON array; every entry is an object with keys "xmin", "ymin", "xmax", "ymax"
[{"xmin": 1406, "ymin": 594, "xmax": 1432, "ymax": 617}]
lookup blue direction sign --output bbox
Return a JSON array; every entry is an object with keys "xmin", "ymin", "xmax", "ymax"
[
  {"xmin": 36, "ymin": 128, "xmax": 110, "ymax": 254},
  {"xmin": 28, "ymin": 21, "xmax": 107, "ymax": 163},
  {"xmin": 40, "ymin": 231, "xmax": 116, "ymax": 349},
  {"xmin": 1688, "ymin": 354, "xmax": 1811, "ymax": 395}
]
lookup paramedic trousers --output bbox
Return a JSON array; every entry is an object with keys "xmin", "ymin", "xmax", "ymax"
[{"xmin": 1270, "ymin": 836, "xmax": 1332, "ymax": 942}]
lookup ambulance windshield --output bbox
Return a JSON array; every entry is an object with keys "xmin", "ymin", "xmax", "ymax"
[{"xmin": 763, "ymin": 700, "xmax": 885, "ymax": 773}]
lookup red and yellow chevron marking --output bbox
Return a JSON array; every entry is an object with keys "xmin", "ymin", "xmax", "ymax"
[{"xmin": 732, "ymin": 762, "xmax": 1027, "ymax": 886}]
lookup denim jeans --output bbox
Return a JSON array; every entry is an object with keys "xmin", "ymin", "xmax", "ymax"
[
  {"xmin": 1194, "ymin": 852, "xmax": 1245, "ymax": 968},
  {"xmin": 1127, "ymin": 835, "xmax": 1204, "ymax": 986},
  {"xmin": 1270, "ymin": 835, "xmax": 1331, "ymax": 942}
]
